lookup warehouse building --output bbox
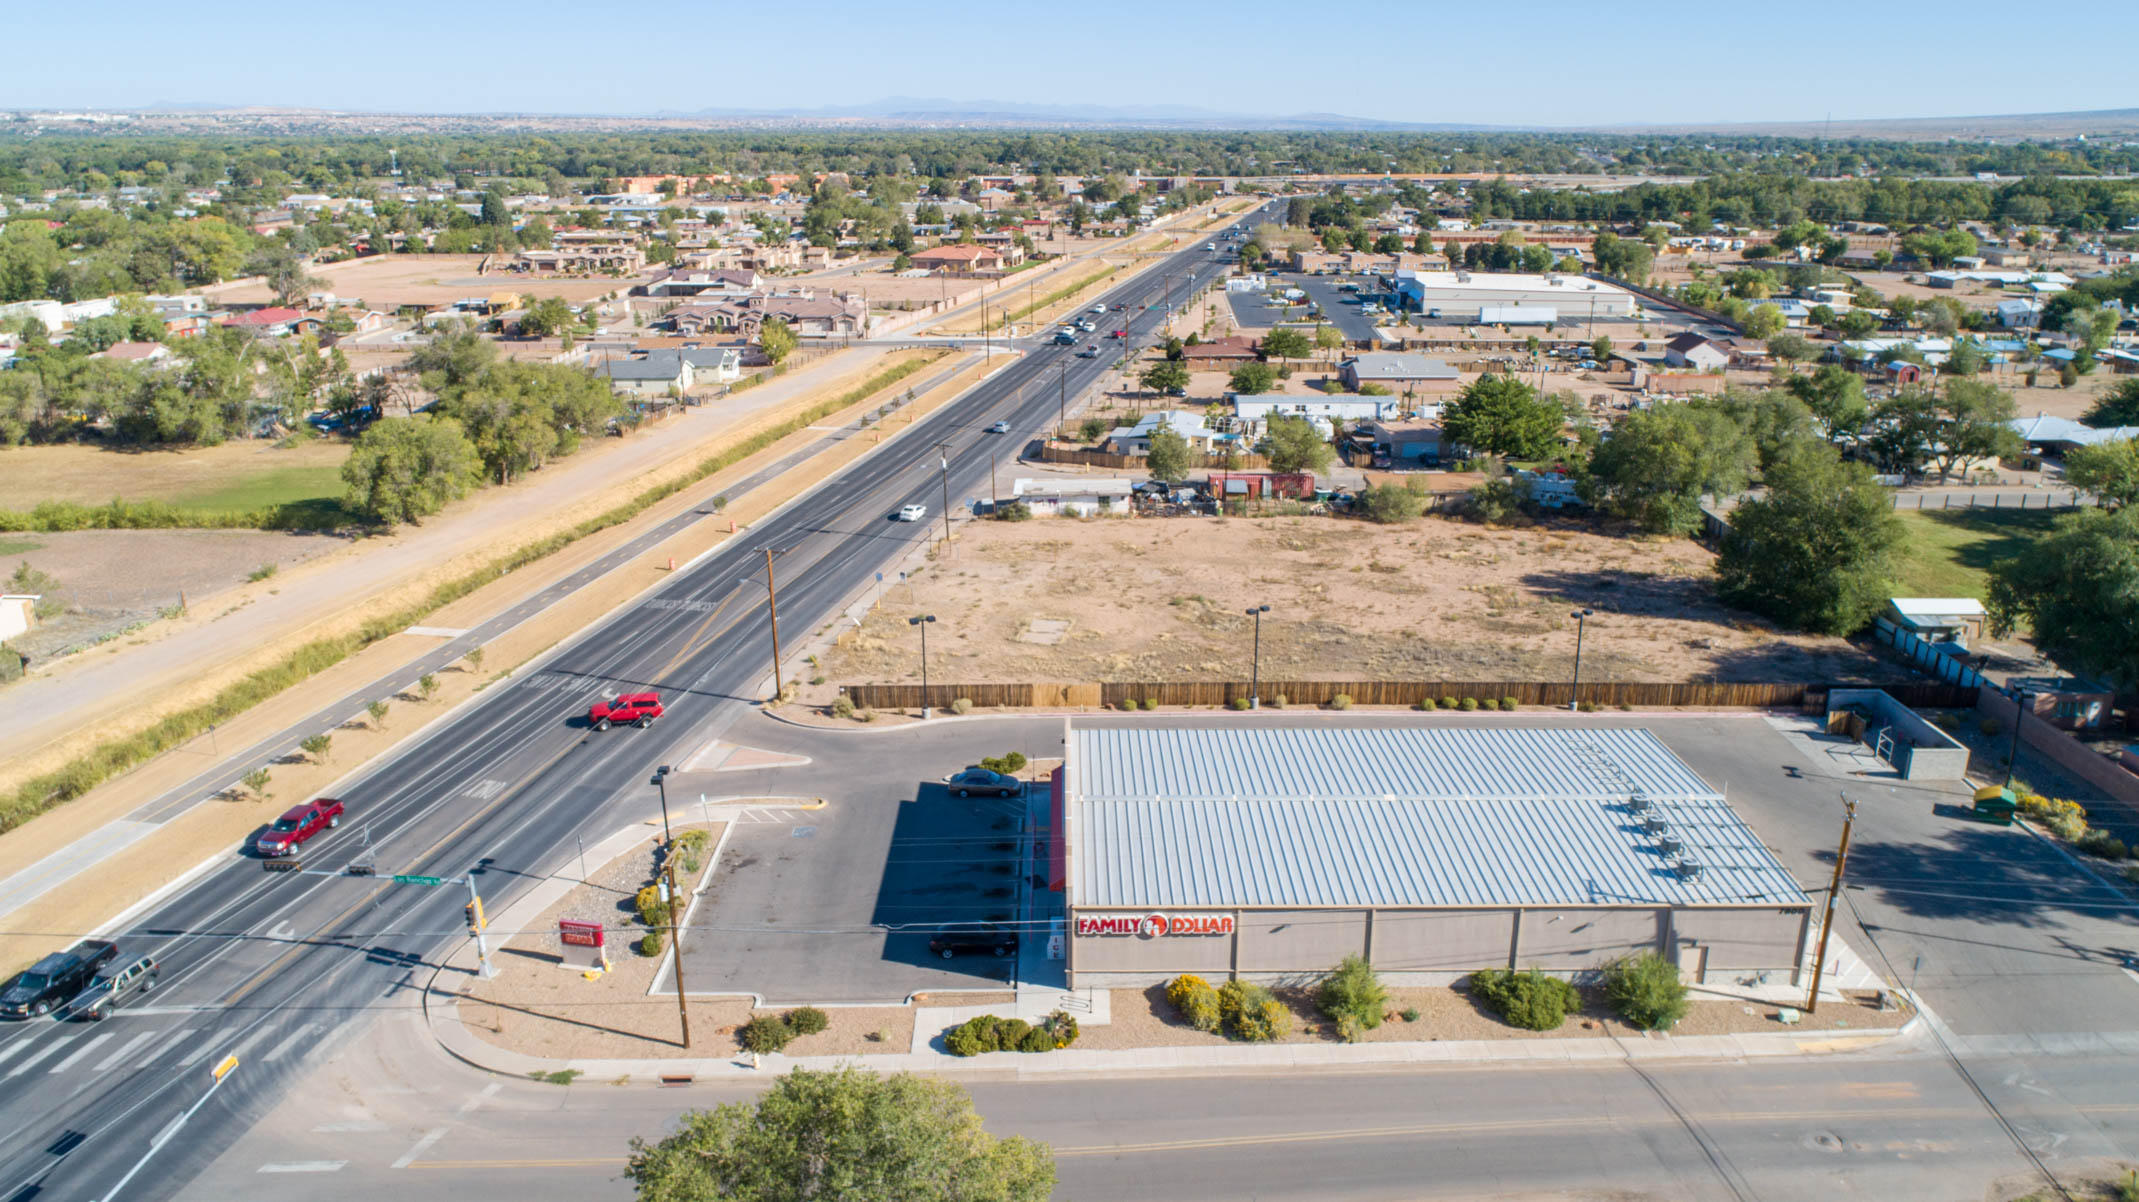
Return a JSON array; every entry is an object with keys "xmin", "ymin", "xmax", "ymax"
[
  {"xmin": 1052, "ymin": 724, "xmax": 1811, "ymax": 989},
  {"xmin": 1392, "ymin": 269, "xmax": 1637, "ymax": 320}
]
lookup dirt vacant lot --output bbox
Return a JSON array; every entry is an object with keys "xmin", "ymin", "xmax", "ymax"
[
  {"xmin": 209, "ymin": 253, "xmax": 637, "ymax": 309},
  {"xmin": 820, "ymin": 516, "xmax": 1887, "ymax": 688}
]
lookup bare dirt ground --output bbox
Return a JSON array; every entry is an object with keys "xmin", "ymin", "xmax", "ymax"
[
  {"xmin": 207, "ymin": 254, "xmax": 644, "ymax": 310},
  {"xmin": 458, "ymin": 821, "xmax": 911, "ymax": 1061},
  {"xmin": 4, "ymin": 529, "xmax": 344, "ymax": 660},
  {"xmin": 818, "ymin": 516, "xmax": 1886, "ymax": 688},
  {"xmin": 1073, "ymin": 983, "xmax": 1904, "ymax": 1051}
]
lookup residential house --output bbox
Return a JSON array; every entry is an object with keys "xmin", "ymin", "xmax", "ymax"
[
  {"xmin": 1229, "ymin": 393, "xmax": 1397, "ymax": 439},
  {"xmin": 1337, "ymin": 352, "xmax": 1461, "ymax": 395},
  {"xmin": 1995, "ymin": 298, "xmax": 2042, "ymax": 329},
  {"xmin": 640, "ymin": 267, "xmax": 761, "ymax": 297},
  {"xmin": 911, "ymin": 244, "xmax": 1012, "ymax": 275},
  {"xmin": 95, "ymin": 341, "xmax": 171, "ymax": 365},
  {"xmin": 593, "ymin": 350, "xmax": 693, "ymax": 396},
  {"xmin": 218, "ymin": 307, "xmax": 315, "ymax": 338},
  {"xmin": 1353, "ymin": 418, "xmax": 1445, "ymax": 468},
  {"xmin": 677, "ymin": 346, "xmax": 742, "ymax": 384},
  {"xmin": 1179, "ymin": 336, "xmax": 1259, "ymax": 370},
  {"xmin": 1107, "ymin": 410, "xmax": 1218, "ymax": 455},
  {"xmin": 1663, "ymin": 332, "xmax": 1729, "ymax": 371},
  {"xmin": 1009, "ymin": 477, "xmax": 1135, "ymax": 517},
  {"xmin": 2008, "ymin": 414, "xmax": 2139, "ymax": 453}
]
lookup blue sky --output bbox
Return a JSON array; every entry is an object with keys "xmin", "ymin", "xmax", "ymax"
[{"xmin": 6, "ymin": 0, "xmax": 2135, "ymax": 127}]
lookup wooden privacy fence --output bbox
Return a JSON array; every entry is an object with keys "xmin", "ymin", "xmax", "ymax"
[
  {"xmin": 1037, "ymin": 443, "xmax": 1272, "ymax": 471},
  {"xmin": 840, "ymin": 680, "xmax": 1979, "ymax": 712}
]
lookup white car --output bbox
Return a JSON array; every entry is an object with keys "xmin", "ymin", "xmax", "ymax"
[
  {"xmin": 897, "ymin": 504, "xmax": 927, "ymax": 522},
  {"xmin": 1089, "ymin": 304, "xmax": 1108, "ymax": 314}
]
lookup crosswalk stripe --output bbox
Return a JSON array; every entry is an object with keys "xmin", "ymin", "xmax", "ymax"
[
  {"xmin": 224, "ymin": 1025, "xmax": 276, "ymax": 1063},
  {"xmin": 138, "ymin": 1028, "xmax": 193, "ymax": 1068},
  {"xmin": 176, "ymin": 1037, "xmax": 216, "ymax": 1068},
  {"xmin": 8, "ymin": 1036, "xmax": 75, "ymax": 1078},
  {"xmin": 0, "ymin": 1041, "xmax": 32, "ymax": 1069},
  {"xmin": 96, "ymin": 1032, "xmax": 159, "ymax": 1071},
  {"xmin": 50, "ymin": 1033, "xmax": 112, "ymax": 1073},
  {"xmin": 263, "ymin": 1024, "xmax": 317, "ymax": 1062}
]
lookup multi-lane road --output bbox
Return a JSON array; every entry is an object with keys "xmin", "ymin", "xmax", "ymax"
[{"xmin": 0, "ymin": 204, "xmax": 1275, "ymax": 1202}]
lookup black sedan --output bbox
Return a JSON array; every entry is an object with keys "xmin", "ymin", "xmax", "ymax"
[
  {"xmin": 927, "ymin": 927, "xmax": 1019, "ymax": 960},
  {"xmin": 947, "ymin": 768, "xmax": 1022, "ymax": 798}
]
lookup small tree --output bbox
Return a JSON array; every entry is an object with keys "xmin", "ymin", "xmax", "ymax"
[
  {"xmin": 463, "ymin": 646, "xmax": 485, "ymax": 673},
  {"xmin": 1139, "ymin": 360, "xmax": 1189, "ymax": 396},
  {"xmin": 367, "ymin": 700, "xmax": 390, "ymax": 729},
  {"xmin": 1603, "ymin": 953, "xmax": 1689, "ymax": 1030},
  {"xmin": 1261, "ymin": 326, "xmax": 1311, "ymax": 367},
  {"xmin": 1263, "ymin": 415, "xmax": 1334, "ymax": 474},
  {"xmin": 757, "ymin": 318, "xmax": 798, "ymax": 364},
  {"xmin": 299, "ymin": 733, "xmax": 332, "ymax": 763},
  {"xmin": 241, "ymin": 767, "xmax": 271, "ymax": 797},
  {"xmin": 1226, "ymin": 361, "xmax": 1278, "ymax": 395},
  {"xmin": 418, "ymin": 673, "xmax": 438, "ymax": 700},
  {"xmin": 1077, "ymin": 416, "xmax": 1109, "ymax": 444},
  {"xmin": 1144, "ymin": 425, "xmax": 1194, "ymax": 483}
]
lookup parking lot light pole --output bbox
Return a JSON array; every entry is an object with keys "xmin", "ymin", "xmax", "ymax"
[
  {"xmin": 1568, "ymin": 607, "xmax": 1595, "ymax": 711},
  {"xmin": 1245, "ymin": 605, "xmax": 1270, "ymax": 708},
  {"xmin": 934, "ymin": 441, "xmax": 953, "ymax": 548},
  {"xmin": 910, "ymin": 614, "xmax": 936, "ymax": 718},
  {"xmin": 2002, "ymin": 690, "xmax": 2037, "ymax": 790},
  {"xmin": 651, "ymin": 765, "xmax": 674, "ymax": 846}
]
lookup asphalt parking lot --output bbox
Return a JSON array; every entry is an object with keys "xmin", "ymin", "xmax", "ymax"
[
  {"xmin": 1225, "ymin": 271, "xmax": 1383, "ymax": 342},
  {"xmin": 679, "ymin": 770, "xmax": 1030, "ymax": 1004}
]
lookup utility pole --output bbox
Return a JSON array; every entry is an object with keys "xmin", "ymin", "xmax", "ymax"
[
  {"xmin": 1058, "ymin": 362, "xmax": 1069, "ymax": 437},
  {"xmin": 763, "ymin": 547, "xmax": 784, "ymax": 700},
  {"xmin": 465, "ymin": 873, "xmax": 493, "ymax": 979},
  {"xmin": 934, "ymin": 441, "xmax": 953, "ymax": 548},
  {"xmin": 1804, "ymin": 795, "xmax": 1858, "ymax": 1015},
  {"xmin": 664, "ymin": 857, "xmax": 691, "ymax": 1048}
]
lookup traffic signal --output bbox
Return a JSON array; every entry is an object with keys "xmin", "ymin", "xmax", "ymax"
[
  {"xmin": 465, "ymin": 897, "xmax": 486, "ymax": 933},
  {"xmin": 263, "ymin": 859, "xmax": 301, "ymax": 874}
]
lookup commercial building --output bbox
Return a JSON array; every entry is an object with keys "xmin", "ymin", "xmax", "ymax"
[
  {"xmin": 1053, "ymin": 724, "xmax": 1811, "ymax": 989},
  {"xmin": 1391, "ymin": 270, "xmax": 1636, "ymax": 320}
]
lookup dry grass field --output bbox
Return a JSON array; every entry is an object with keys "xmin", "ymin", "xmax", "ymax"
[{"xmin": 819, "ymin": 515, "xmax": 1887, "ymax": 690}]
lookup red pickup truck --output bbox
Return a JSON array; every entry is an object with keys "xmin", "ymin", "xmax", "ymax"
[
  {"xmin": 256, "ymin": 798, "xmax": 343, "ymax": 857},
  {"xmin": 589, "ymin": 692, "xmax": 663, "ymax": 731}
]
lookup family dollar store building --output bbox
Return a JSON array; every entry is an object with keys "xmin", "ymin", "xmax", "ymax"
[{"xmin": 1052, "ymin": 723, "xmax": 1812, "ymax": 990}]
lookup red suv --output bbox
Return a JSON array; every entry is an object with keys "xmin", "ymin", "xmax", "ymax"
[
  {"xmin": 589, "ymin": 692, "xmax": 663, "ymax": 731},
  {"xmin": 257, "ymin": 799, "xmax": 343, "ymax": 857}
]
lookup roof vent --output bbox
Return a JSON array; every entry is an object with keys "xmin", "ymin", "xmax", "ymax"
[{"xmin": 1673, "ymin": 860, "xmax": 1705, "ymax": 882}]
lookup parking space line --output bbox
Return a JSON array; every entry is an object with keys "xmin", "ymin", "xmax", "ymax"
[
  {"xmin": 95, "ymin": 1031, "xmax": 159, "ymax": 1071},
  {"xmin": 48, "ymin": 1033, "xmax": 110, "ymax": 1073}
]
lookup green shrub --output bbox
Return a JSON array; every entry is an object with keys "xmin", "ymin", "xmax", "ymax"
[
  {"xmin": 1400, "ymin": 1007, "xmax": 1420, "ymax": 1023},
  {"xmin": 738, "ymin": 1015, "xmax": 795, "ymax": 1053},
  {"xmin": 1017, "ymin": 1026, "xmax": 1056, "ymax": 1053},
  {"xmin": 1470, "ymin": 968, "xmax": 1579, "ymax": 1031},
  {"xmin": 2127, "ymin": 864, "xmax": 2139, "ymax": 886},
  {"xmin": 1316, "ymin": 955, "xmax": 1388, "ymax": 1038},
  {"xmin": 980, "ymin": 751, "xmax": 1027, "ymax": 774},
  {"xmin": 1118, "ymin": 700, "xmax": 1138, "ymax": 711},
  {"xmin": 1439, "ymin": 696, "xmax": 1458, "ymax": 709},
  {"xmin": 2047, "ymin": 813, "xmax": 2089, "ymax": 842},
  {"xmin": 1480, "ymin": 697, "xmax": 1500, "ymax": 711},
  {"xmin": 1042, "ymin": 1009, "xmax": 1080, "ymax": 1049},
  {"xmin": 1604, "ymin": 953, "xmax": 1688, "ymax": 1030},
  {"xmin": 831, "ymin": 694, "xmax": 855, "ymax": 719},
  {"xmin": 675, "ymin": 828, "xmax": 712, "ymax": 853},
  {"xmin": 1501, "ymin": 697, "xmax": 1519, "ymax": 711},
  {"xmin": 1230, "ymin": 697, "xmax": 1250, "ymax": 710},
  {"xmin": 951, "ymin": 697, "xmax": 973, "ymax": 714},
  {"xmin": 637, "ymin": 930, "xmax": 664, "ymax": 957},
  {"xmin": 996, "ymin": 1018, "xmax": 1033, "ymax": 1048},
  {"xmin": 1218, "ymin": 979, "xmax": 1291, "ymax": 1042},
  {"xmin": 1167, "ymin": 974, "xmax": 1223, "ymax": 1032},
  {"xmin": 1142, "ymin": 697, "xmax": 1161, "ymax": 710},
  {"xmin": 1458, "ymin": 697, "xmax": 1478, "ymax": 711},
  {"xmin": 944, "ymin": 1016, "xmax": 998, "ymax": 1057},
  {"xmin": 785, "ymin": 1006, "xmax": 829, "ymax": 1036},
  {"xmin": 241, "ymin": 767, "xmax": 271, "ymax": 797},
  {"xmin": 2077, "ymin": 829, "xmax": 2129, "ymax": 860},
  {"xmin": 1330, "ymin": 693, "xmax": 1352, "ymax": 710}
]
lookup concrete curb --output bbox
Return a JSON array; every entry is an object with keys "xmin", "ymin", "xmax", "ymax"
[{"xmin": 759, "ymin": 706, "xmax": 1803, "ymax": 737}]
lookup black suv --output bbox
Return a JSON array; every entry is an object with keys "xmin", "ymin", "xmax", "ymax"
[
  {"xmin": 1, "ymin": 940, "xmax": 117, "ymax": 1020},
  {"xmin": 928, "ymin": 926, "xmax": 1019, "ymax": 960}
]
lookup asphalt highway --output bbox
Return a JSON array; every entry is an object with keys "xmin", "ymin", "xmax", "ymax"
[{"xmin": 0, "ymin": 202, "xmax": 1276, "ymax": 1202}]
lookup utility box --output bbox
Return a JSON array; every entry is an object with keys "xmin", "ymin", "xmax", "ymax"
[{"xmin": 1971, "ymin": 785, "xmax": 2017, "ymax": 826}]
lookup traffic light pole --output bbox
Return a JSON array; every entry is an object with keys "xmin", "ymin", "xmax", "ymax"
[
  {"xmin": 665, "ymin": 858, "xmax": 692, "ymax": 1048},
  {"xmin": 466, "ymin": 873, "xmax": 493, "ymax": 979}
]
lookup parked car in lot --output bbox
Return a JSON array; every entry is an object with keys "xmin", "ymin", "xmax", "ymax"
[
  {"xmin": 947, "ymin": 767, "xmax": 1022, "ymax": 797},
  {"xmin": 588, "ymin": 692, "xmax": 663, "ymax": 731},
  {"xmin": 1, "ymin": 940, "xmax": 117, "ymax": 1019},
  {"xmin": 928, "ymin": 925, "xmax": 1019, "ymax": 960},
  {"xmin": 67, "ymin": 954, "xmax": 159, "ymax": 1021},
  {"xmin": 256, "ymin": 798, "xmax": 343, "ymax": 856},
  {"xmin": 897, "ymin": 503, "xmax": 928, "ymax": 522}
]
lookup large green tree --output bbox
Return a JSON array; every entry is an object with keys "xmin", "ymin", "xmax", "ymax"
[
  {"xmin": 1139, "ymin": 360, "xmax": 1189, "ymax": 396},
  {"xmin": 2083, "ymin": 379, "xmax": 2139, "ymax": 428},
  {"xmin": 2061, "ymin": 437, "xmax": 2139, "ymax": 509},
  {"xmin": 1580, "ymin": 403, "xmax": 1756, "ymax": 534},
  {"xmin": 1260, "ymin": 327, "xmax": 1311, "ymax": 366},
  {"xmin": 1263, "ymin": 415, "xmax": 1334, "ymax": 475},
  {"xmin": 625, "ymin": 1066, "xmax": 1054, "ymax": 1202},
  {"xmin": 1442, "ymin": 374, "xmax": 1564, "ymax": 460},
  {"xmin": 1923, "ymin": 378, "xmax": 2022, "ymax": 481},
  {"xmin": 1226, "ymin": 361, "xmax": 1277, "ymax": 394},
  {"xmin": 1716, "ymin": 442, "xmax": 1903, "ymax": 635},
  {"xmin": 340, "ymin": 416, "xmax": 480, "ymax": 525},
  {"xmin": 1987, "ymin": 506, "xmax": 2139, "ymax": 690},
  {"xmin": 758, "ymin": 317, "xmax": 798, "ymax": 364},
  {"xmin": 1143, "ymin": 424, "xmax": 1193, "ymax": 483}
]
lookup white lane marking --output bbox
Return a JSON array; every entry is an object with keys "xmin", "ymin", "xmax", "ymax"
[
  {"xmin": 311, "ymin": 1120, "xmax": 386, "ymax": 1133},
  {"xmin": 262, "ymin": 1024, "xmax": 317, "ymax": 1062},
  {"xmin": 462, "ymin": 779, "xmax": 507, "ymax": 801},
  {"xmin": 8, "ymin": 1035, "xmax": 75, "ymax": 1077},
  {"xmin": 176, "ymin": 1037, "xmax": 215, "ymax": 1067},
  {"xmin": 267, "ymin": 921, "xmax": 295, "ymax": 942},
  {"xmin": 257, "ymin": 1161, "xmax": 346, "ymax": 1173},
  {"xmin": 95, "ymin": 1031, "xmax": 159, "ymax": 1071},
  {"xmin": 0, "ymin": 1041, "xmax": 31, "ymax": 1069},
  {"xmin": 457, "ymin": 1081, "xmax": 502, "ymax": 1114},
  {"xmin": 49, "ymin": 1032, "xmax": 113, "ymax": 1073},
  {"xmin": 392, "ymin": 1127, "xmax": 449, "ymax": 1170},
  {"xmin": 136, "ymin": 1028, "xmax": 194, "ymax": 1067}
]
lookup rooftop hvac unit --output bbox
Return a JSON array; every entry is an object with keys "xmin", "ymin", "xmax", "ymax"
[
  {"xmin": 1673, "ymin": 860, "xmax": 1705, "ymax": 882},
  {"xmin": 1627, "ymin": 795, "xmax": 1652, "ymax": 814},
  {"xmin": 1657, "ymin": 836, "xmax": 1683, "ymax": 858},
  {"xmin": 1639, "ymin": 816, "xmax": 1667, "ymax": 835}
]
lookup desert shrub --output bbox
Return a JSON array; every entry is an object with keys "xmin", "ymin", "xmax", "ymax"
[
  {"xmin": 676, "ymin": 828, "xmax": 711, "ymax": 853},
  {"xmin": 1270, "ymin": 694, "xmax": 1286, "ymax": 708},
  {"xmin": 944, "ymin": 1016, "xmax": 997, "ymax": 1057},
  {"xmin": 1230, "ymin": 697, "xmax": 1250, "ymax": 710},
  {"xmin": 1042, "ymin": 1009, "xmax": 1080, "ymax": 1049},
  {"xmin": 1471, "ymin": 968, "xmax": 1579, "ymax": 1031},
  {"xmin": 1142, "ymin": 697, "xmax": 1161, "ymax": 710},
  {"xmin": 1017, "ymin": 1026, "xmax": 1055, "ymax": 1053},
  {"xmin": 1330, "ymin": 693, "xmax": 1352, "ymax": 710},
  {"xmin": 738, "ymin": 1015, "xmax": 795, "ymax": 1053},
  {"xmin": 1167, "ymin": 974, "xmax": 1223, "ymax": 1032},
  {"xmin": 980, "ymin": 751, "xmax": 1027, "ymax": 774},
  {"xmin": 831, "ymin": 694, "xmax": 855, "ymax": 719},
  {"xmin": 2047, "ymin": 813, "xmax": 2089, "ymax": 842},
  {"xmin": 1218, "ymin": 979, "xmax": 1291, "ymax": 1042},
  {"xmin": 951, "ymin": 697, "xmax": 973, "ymax": 714},
  {"xmin": 1118, "ymin": 700, "xmax": 1138, "ymax": 711},
  {"xmin": 1480, "ymin": 697, "xmax": 1500, "ymax": 711},
  {"xmin": 1439, "ymin": 695, "xmax": 1458, "ymax": 709},
  {"xmin": 854, "ymin": 708, "xmax": 875, "ymax": 722},
  {"xmin": 1501, "ymin": 697, "xmax": 1519, "ymax": 711},
  {"xmin": 634, "ymin": 884, "xmax": 670, "ymax": 928},
  {"xmin": 1603, "ymin": 953, "xmax": 1688, "ymax": 1030},
  {"xmin": 1316, "ymin": 955, "xmax": 1388, "ymax": 1039},
  {"xmin": 2128, "ymin": 864, "xmax": 2139, "ymax": 887},
  {"xmin": 1400, "ymin": 1007, "xmax": 1420, "ymax": 1023},
  {"xmin": 785, "ymin": 1006, "xmax": 829, "ymax": 1035},
  {"xmin": 299, "ymin": 733, "xmax": 333, "ymax": 762},
  {"xmin": 2077, "ymin": 829, "xmax": 2129, "ymax": 860},
  {"xmin": 1458, "ymin": 697, "xmax": 1478, "ymax": 711},
  {"xmin": 996, "ymin": 1018, "xmax": 1033, "ymax": 1047},
  {"xmin": 637, "ymin": 930, "xmax": 664, "ymax": 957},
  {"xmin": 1979, "ymin": 718, "xmax": 2001, "ymax": 736},
  {"xmin": 1577, "ymin": 700, "xmax": 1599, "ymax": 713}
]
